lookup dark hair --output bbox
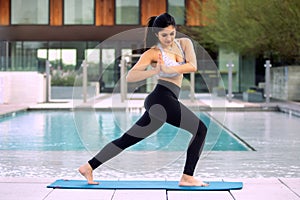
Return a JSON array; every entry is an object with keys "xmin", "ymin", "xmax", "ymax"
[{"xmin": 144, "ymin": 13, "xmax": 176, "ymax": 50}]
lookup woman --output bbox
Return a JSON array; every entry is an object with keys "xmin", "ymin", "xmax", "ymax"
[{"xmin": 79, "ymin": 13, "xmax": 208, "ymax": 187}]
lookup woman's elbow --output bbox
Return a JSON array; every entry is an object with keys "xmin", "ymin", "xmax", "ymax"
[
  {"xmin": 126, "ymin": 74, "xmax": 133, "ymax": 82},
  {"xmin": 126, "ymin": 72, "xmax": 138, "ymax": 82},
  {"xmin": 185, "ymin": 61, "xmax": 197, "ymax": 73},
  {"xmin": 188, "ymin": 63, "xmax": 197, "ymax": 72},
  {"xmin": 191, "ymin": 66, "xmax": 197, "ymax": 72}
]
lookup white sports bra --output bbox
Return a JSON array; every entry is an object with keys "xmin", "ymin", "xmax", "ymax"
[{"xmin": 157, "ymin": 39, "xmax": 185, "ymax": 78}]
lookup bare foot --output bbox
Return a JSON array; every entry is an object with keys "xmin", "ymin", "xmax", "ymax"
[
  {"xmin": 179, "ymin": 174, "xmax": 209, "ymax": 187},
  {"xmin": 78, "ymin": 163, "xmax": 99, "ymax": 185}
]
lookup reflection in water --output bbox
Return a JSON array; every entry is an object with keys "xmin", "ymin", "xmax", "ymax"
[{"xmin": 0, "ymin": 111, "xmax": 248, "ymax": 151}]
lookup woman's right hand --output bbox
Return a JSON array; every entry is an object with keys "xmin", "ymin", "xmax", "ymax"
[{"xmin": 152, "ymin": 61, "xmax": 160, "ymax": 75}]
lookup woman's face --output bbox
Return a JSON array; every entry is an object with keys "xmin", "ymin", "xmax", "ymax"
[{"xmin": 156, "ymin": 25, "xmax": 176, "ymax": 47}]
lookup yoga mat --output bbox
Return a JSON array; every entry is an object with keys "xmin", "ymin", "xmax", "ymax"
[{"xmin": 47, "ymin": 179, "xmax": 243, "ymax": 191}]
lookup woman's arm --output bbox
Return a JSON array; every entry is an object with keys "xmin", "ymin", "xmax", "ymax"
[{"xmin": 126, "ymin": 50, "xmax": 160, "ymax": 82}]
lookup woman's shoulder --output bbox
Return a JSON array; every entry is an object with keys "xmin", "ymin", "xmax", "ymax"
[
  {"xmin": 141, "ymin": 47, "xmax": 160, "ymax": 61},
  {"xmin": 176, "ymin": 38, "xmax": 193, "ymax": 47},
  {"xmin": 145, "ymin": 47, "xmax": 160, "ymax": 55},
  {"xmin": 176, "ymin": 37, "xmax": 192, "ymax": 42}
]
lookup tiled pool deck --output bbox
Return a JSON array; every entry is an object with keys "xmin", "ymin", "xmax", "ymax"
[{"xmin": 1, "ymin": 94, "xmax": 300, "ymax": 200}]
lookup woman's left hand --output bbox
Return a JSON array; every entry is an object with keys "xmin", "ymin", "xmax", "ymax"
[{"xmin": 158, "ymin": 54, "xmax": 175, "ymax": 74}]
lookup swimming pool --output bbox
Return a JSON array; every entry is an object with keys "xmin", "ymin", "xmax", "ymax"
[
  {"xmin": 0, "ymin": 110, "xmax": 299, "ymax": 178},
  {"xmin": 0, "ymin": 110, "xmax": 249, "ymax": 152}
]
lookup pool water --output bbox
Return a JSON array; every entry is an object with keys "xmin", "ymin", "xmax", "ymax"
[
  {"xmin": 1, "ymin": 110, "xmax": 299, "ymax": 178},
  {"xmin": 0, "ymin": 111, "xmax": 249, "ymax": 151}
]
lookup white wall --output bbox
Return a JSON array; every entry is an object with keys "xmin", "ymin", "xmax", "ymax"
[
  {"xmin": 0, "ymin": 72, "xmax": 46, "ymax": 104},
  {"xmin": 271, "ymin": 66, "xmax": 300, "ymax": 101}
]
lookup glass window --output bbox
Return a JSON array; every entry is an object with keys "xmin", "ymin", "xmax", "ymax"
[
  {"xmin": 44, "ymin": 49, "xmax": 77, "ymax": 71},
  {"xmin": 64, "ymin": 0, "xmax": 94, "ymax": 24},
  {"xmin": 101, "ymin": 49, "xmax": 115, "ymax": 88},
  {"xmin": 8, "ymin": 41, "xmax": 48, "ymax": 71},
  {"xmin": 0, "ymin": 41, "xmax": 9, "ymax": 71},
  {"xmin": 115, "ymin": 0, "xmax": 139, "ymax": 24},
  {"xmin": 11, "ymin": 0, "xmax": 49, "ymax": 24},
  {"xmin": 61, "ymin": 50, "xmax": 77, "ymax": 68},
  {"xmin": 168, "ymin": 0, "xmax": 185, "ymax": 25},
  {"xmin": 85, "ymin": 49, "xmax": 100, "ymax": 82}
]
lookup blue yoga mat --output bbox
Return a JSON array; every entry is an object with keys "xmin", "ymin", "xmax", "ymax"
[{"xmin": 47, "ymin": 179, "xmax": 243, "ymax": 191}]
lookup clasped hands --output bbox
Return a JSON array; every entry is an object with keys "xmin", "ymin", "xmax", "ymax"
[{"xmin": 152, "ymin": 54, "xmax": 177, "ymax": 75}]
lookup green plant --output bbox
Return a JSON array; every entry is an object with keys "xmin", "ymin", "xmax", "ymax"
[
  {"xmin": 246, "ymin": 89, "xmax": 256, "ymax": 93},
  {"xmin": 51, "ymin": 71, "xmax": 78, "ymax": 86}
]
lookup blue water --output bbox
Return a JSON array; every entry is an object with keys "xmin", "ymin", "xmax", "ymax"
[{"xmin": 0, "ymin": 111, "xmax": 249, "ymax": 151}]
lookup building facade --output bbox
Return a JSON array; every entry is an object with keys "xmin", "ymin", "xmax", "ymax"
[{"xmin": 1, "ymin": 0, "xmax": 214, "ymax": 95}]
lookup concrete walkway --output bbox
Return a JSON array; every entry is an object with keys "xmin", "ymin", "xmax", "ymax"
[
  {"xmin": 1, "ymin": 93, "xmax": 300, "ymax": 200},
  {"xmin": 2, "ymin": 93, "xmax": 300, "ymax": 113},
  {"xmin": 27, "ymin": 93, "xmax": 300, "ymax": 112},
  {"xmin": 0, "ymin": 103, "xmax": 30, "ymax": 116},
  {"xmin": 0, "ymin": 177, "xmax": 299, "ymax": 200}
]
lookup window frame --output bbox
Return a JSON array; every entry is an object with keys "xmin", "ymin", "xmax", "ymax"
[
  {"xmin": 63, "ymin": 0, "xmax": 95, "ymax": 25},
  {"xmin": 114, "ymin": 0, "xmax": 141, "ymax": 25},
  {"xmin": 10, "ymin": 0, "xmax": 50, "ymax": 25},
  {"xmin": 167, "ymin": 0, "xmax": 186, "ymax": 25}
]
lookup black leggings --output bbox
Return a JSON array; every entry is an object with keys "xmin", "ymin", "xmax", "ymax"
[{"xmin": 88, "ymin": 80, "xmax": 207, "ymax": 176}]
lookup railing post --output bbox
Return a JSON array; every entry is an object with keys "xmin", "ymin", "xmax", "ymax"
[
  {"xmin": 45, "ymin": 60, "xmax": 51, "ymax": 102},
  {"xmin": 120, "ymin": 58, "xmax": 127, "ymax": 102},
  {"xmin": 226, "ymin": 60, "xmax": 234, "ymax": 102},
  {"xmin": 190, "ymin": 72, "xmax": 195, "ymax": 102},
  {"xmin": 82, "ymin": 60, "xmax": 88, "ymax": 103},
  {"xmin": 264, "ymin": 60, "xmax": 272, "ymax": 106}
]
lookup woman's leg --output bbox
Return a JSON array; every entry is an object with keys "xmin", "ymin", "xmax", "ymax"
[
  {"xmin": 79, "ymin": 110, "xmax": 164, "ymax": 184},
  {"xmin": 146, "ymin": 95, "xmax": 208, "ymax": 186},
  {"xmin": 177, "ymin": 103, "xmax": 207, "ymax": 176},
  {"xmin": 88, "ymin": 111, "xmax": 164, "ymax": 169},
  {"xmin": 175, "ymin": 103, "xmax": 208, "ymax": 186}
]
